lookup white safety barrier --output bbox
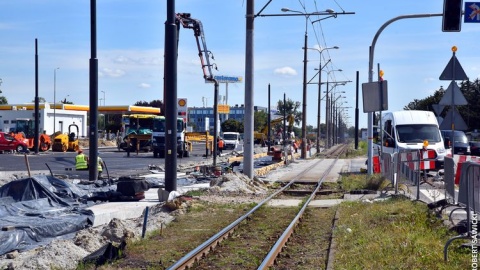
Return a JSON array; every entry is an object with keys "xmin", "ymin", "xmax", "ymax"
[
  {"xmin": 379, "ymin": 149, "xmax": 437, "ymax": 200},
  {"xmin": 444, "ymin": 161, "xmax": 480, "ymax": 261}
]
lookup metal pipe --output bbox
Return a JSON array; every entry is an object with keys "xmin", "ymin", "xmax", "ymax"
[
  {"xmin": 142, "ymin": 206, "xmax": 150, "ymax": 238},
  {"xmin": 366, "ymin": 13, "xmax": 442, "ymax": 174}
]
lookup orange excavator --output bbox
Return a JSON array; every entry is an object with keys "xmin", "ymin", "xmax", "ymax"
[{"xmin": 10, "ymin": 118, "xmax": 52, "ymax": 151}]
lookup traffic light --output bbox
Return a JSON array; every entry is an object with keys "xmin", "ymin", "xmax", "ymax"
[{"xmin": 442, "ymin": 0, "xmax": 463, "ymax": 32}]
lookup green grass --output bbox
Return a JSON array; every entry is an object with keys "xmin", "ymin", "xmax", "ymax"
[
  {"xmin": 338, "ymin": 173, "xmax": 389, "ymax": 192},
  {"xmin": 183, "ymin": 188, "xmax": 208, "ymax": 197},
  {"xmin": 342, "ymin": 141, "xmax": 368, "ymax": 158},
  {"xmin": 334, "ymin": 196, "xmax": 470, "ymax": 269}
]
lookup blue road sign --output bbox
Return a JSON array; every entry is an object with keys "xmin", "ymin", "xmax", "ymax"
[{"xmin": 464, "ymin": 2, "xmax": 480, "ymax": 22}]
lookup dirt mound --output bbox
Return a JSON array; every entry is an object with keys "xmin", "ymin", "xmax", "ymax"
[{"xmin": 78, "ymin": 139, "xmax": 117, "ymax": 149}]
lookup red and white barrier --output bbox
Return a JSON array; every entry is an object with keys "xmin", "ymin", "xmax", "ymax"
[
  {"xmin": 398, "ymin": 149, "xmax": 436, "ymax": 171},
  {"xmin": 445, "ymin": 154, "xmax": 480, "ymax": 184}
]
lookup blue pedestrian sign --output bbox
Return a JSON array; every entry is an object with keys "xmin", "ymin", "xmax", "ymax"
[{"xmin": 464, "ymin": 2, "xmax": 480, "ymax": 22}]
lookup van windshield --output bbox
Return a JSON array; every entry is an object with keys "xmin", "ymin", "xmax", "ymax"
[
  {"xmin": 223, "ymin": 133, "xmax": 238, "ymax": 140},
  {"xmin": 396, "ymin": 124, "xmax": 441, "ymax": 143},
  {"xmin": 442, "ymin": 131, "xmax": 468, "ymax": 143}
]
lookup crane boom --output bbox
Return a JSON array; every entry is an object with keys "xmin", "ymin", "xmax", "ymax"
[{"xmin": 175, "ymin": 13, "xmax": 216, "ymax": 81}]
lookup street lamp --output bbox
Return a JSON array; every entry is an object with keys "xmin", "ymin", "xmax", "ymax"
[
  {"xmin": 53, "ymin": 67, "xmax": 59, "ymax": 134},
  {"xmin": 281, "ymin": 7, "xmax": 335, "ymax": 159},
  {"xmin": 336, "ymin": 106, "xmax": 352, "ymax": 144},
  {"xmin": 330, "ymin": 86, "xmax": 346, "ymax": 147},
  {"xmin": 307, "ymin": 46, "xmax": 339, "ymax": 153},
  {"xmin": 325, "ymin": 69, "xmax": 342, "ymax": 148},
  {"xmin": 333, "ymin": 98, "xmax": 347, "ymax": 144},
  {"xmin": 101, "ymin": 90, "xmax": 105, "ymax": 106}
]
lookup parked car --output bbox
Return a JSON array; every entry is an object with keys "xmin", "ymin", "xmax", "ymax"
[
  {"xmin": 440, "ymin": 130, "xmax": 470, "ymax": 155},
  {"xmin": 0, "ymin": 132, "xmax": 28, "ymax": 153},
  {"xmin": 469, "ymin": 141, "xmax": 480, "ymax": 156}
]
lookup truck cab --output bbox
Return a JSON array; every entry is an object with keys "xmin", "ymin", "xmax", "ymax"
[
  {"xmin": 222, "ymin": 132, "xmax": 241, "ymax": 150},
  {"xmin": 152, "ymin": 117, "xmax": 191, "ymax": 158}
]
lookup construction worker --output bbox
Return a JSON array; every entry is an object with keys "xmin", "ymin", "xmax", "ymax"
[
  {"xmin": 217, "ymin": 136, "xmax": 224, "ymax": 156},
  {"xmin": 97, "ymin": 153, "xmax": 104, "ymax": 179},
  {"xmin": 75, "ymin": 149, "xmax": 88, "ymax": 170}
]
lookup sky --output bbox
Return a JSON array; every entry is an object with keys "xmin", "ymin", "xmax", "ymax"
[{"xmin": 1, "ymin": 0, "xmax": 479, "ymax": 130}]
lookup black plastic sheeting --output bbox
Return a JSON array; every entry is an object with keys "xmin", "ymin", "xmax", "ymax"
[
  {"xmin": 0, "ymin": 174, "xmax": 194, "ymax": 256},
  {"xmin": 0, "ymin": 175, "xmax": 96, "ymax": 256}
]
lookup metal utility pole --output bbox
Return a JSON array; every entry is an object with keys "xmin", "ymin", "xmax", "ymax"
[
  {"xmin": 53, "ymin": 67, "xmax": 59, "ymax": 133},
  {"xmin": 34, "ymin": 39, "xmax": 39, "ymax": 154},
  {"xmin": 88, "ymin": 0, "xmax": 99, "ymax": 181},
  {"xmin": 301, "ymin": 18, "xmax": 308, "ymax": 159},
  {"xmin": 306, "ymin": 46, "xmax": 339, "ymax": 154},
  {"xmin": 213, "ymin": 81, "xmax": 219, "ymax": 166},
  {"xmin": 243, "ymin": 0, "xmax": 254, "ymax": 178},
  {"xmin": 267, "ymin": 84, "xmax": 271, "ymax": 149},
  {"xmin": 283, "ymin": 93, "xmax": 287, "ymax": 160},
  {"xmin": 165, "ymin": 0, "xmax": 178, "ymax": 191},
  {"xmin": 355, "ymin": 71, "xmax": 359, "ymax": 149}
]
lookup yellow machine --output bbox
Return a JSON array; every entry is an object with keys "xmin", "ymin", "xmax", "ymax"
[
  {"xmin": 118, "ymin": 114, "xmax": 158, "ymax": 152},
  {"xmin": 52, "ymin": 123, "xmax": 80, "ymax": 152},
  {"xmin": 254, "ymin": 114, "xmax": 295, "ymax": 145}
]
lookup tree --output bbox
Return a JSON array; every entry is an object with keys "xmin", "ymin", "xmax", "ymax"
[
  {"xmin": 275, "ymin": 98, "xmax": 302, "ymax": 130},
  {"xmin": 0, "ymin": 79, "xmax": 6, "ymax": 104},
  {"xmin": 402, "ymin": 80, "xmax": 480, "ymax": 131},
  {"xmin": 254, "ymin": 110, "xmax": 267, "ymax": 132},
  {"xmin": 31, "ymin": 97, "xmax": 47, "ymax": 103},
  {"xmin": 135, "ymin": 100, "xmax": 164, "ymax": 114},
  {"xmin": 61, "ymin": 98, "xmax": 74, "ymax": 104},
  {"xmin": 221, "ymin": 118, "xmax": 243, "ymax": 133}
]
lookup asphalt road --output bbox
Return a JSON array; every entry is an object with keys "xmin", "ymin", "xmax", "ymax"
[{"xmin": 0, "ymin": 143, "xmax": 236, "ymax": 179}]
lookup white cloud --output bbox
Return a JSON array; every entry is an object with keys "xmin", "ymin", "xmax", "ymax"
[
  {"xmin": 112, "ymin": 55, "xmax": 162, "ymax": 66},
  {"xmin": 423, "ymin": 77, "xmax": 435, "ymax": 83},
  {"xmin": 99, "ymin": 68, "xmax": 126, "ymax": 78},
  {"xmin": 274, "ymin": 66, "xmax": 297, "ymax": 76},
  {"xmin": 138, "ymin": 83, "xmax": 151, "ymax": 88}
]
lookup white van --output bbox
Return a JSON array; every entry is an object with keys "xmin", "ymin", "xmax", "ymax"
[
  {"xmin": 222, "ymin": 132, "xmax": 241, "ymax": 150},
  {"xmin": 375, "ymin": 110, "xmax": 446, "ymax": 168}
]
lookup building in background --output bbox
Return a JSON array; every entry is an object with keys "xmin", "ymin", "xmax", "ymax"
[
  {"xmin": 0, "ymin": 103, "xmax": 161, "ymax": 137},
  {"xmin": 188, "ymin": 104, "xmax": 267, "ymax": 132}
]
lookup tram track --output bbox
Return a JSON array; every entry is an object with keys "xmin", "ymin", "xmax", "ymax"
[{"xmin": 167, "ymin": 144, "xmax": 348, "ymax": 269}]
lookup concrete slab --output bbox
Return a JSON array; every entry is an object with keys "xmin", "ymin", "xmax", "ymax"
[
  {"xmin": 278, "ymin": 159, "xmax": 347, "ymax": 183},
  {"xmin": 325, "ymin": 159, "xmax": 348, "ymax": 183},
  {"xmin": 348, "ymin": 157, "xmax": 368, "ymax": 173},
  {"xmin": 267, "ymin": 198, "xmax": 344, "ymax": 208},
  {"xmin": 343, "ymin": 192, "xmax": 382, "ymax": 201},
  {"xmin": 87, "ymin": 180, "xmax": 210, "ymax": 227},
  {"xmin": 309, "ymin": 199, "xmax": 344, "ymax": 207},
  {"xmin": 88, "ymin": 188, "xmax": 160, "ymax": 227},
  {"xmin": 267, "ymin": 199, "xmax": 301, "ymax": 207}
]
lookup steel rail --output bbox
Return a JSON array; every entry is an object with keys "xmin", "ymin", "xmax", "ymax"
[
  {"xmin": 258, "ymin": 144, "xmax": 347, "ymax": 269},
  {"xmin": 168, "ymin": 144, "xmax": 348, "ymax": 269}
]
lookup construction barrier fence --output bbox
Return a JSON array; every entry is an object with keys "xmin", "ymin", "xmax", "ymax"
[{"xmin": 444, "ymin": 161, "xmax": 480, "ymax": 261}]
